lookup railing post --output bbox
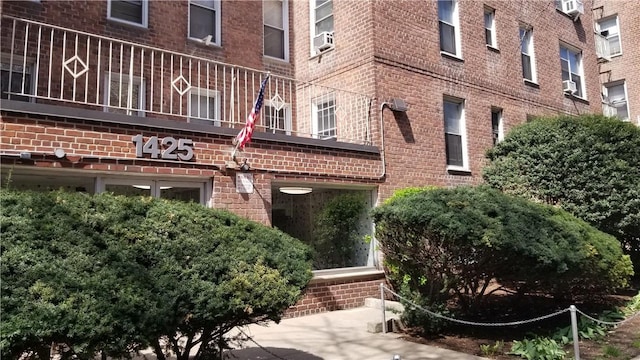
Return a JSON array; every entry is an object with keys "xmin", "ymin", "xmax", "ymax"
[
  {"xmin": 380, "ymin": 282, "xmax": 387, "ymax": 333},
  {"xmin": 570, "ymin": 305, "xmax": 580, "ymax": 360}
]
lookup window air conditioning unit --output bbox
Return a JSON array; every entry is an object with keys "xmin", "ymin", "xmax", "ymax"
[
  {"xmin": 313, "ymin": 31, "xmax": 334, "ymax": 53},
  {"xmin": 562, "ymin": 0, "xmax": 584, "ymax": 18},
  {"xmin": 563, "ymin": 80, "xmax": 577, "ymax": 94}
]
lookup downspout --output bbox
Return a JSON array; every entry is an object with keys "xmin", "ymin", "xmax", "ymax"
[{"xmin": 378, "ymin": 100, "xmax": 388, "ymax": 180}]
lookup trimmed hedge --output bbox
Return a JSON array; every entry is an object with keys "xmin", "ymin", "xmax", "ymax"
[
  {"xmin": 371, "ymin": 186, "xmax": 633, "ymax": 311},
  {"xmin": 0, "ymin": 189, "xmax": 312, "ymax": 360},
  {"xmin": 484, "ymin": 115, "xmax": 640, "ymax": 270}
]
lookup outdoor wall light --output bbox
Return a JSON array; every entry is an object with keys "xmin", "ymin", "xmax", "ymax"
[{"xmin": 279, "ymin": 187, "xmax": 313, "ymax": 195}]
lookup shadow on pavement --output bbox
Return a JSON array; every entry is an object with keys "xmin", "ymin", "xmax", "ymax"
[{"xmin": 225, "ymin": 346, "xmax": 324, "ymax": 360}]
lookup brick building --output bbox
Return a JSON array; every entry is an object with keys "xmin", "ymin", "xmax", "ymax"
[
  {"xmin": 1, "ymin": 0, "xmax": 606, "ymax": 316},
  {"xmin": 592, "ymin": 0, "xmax": 639, "ymax": 125}
]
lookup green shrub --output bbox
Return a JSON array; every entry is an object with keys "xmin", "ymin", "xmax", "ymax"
[
  {"xmin": 510, "ymin": 337, "xmax": 567, "ymax": 360},
  {"xmin": 0, "ymin": 189, "xmax": 312, "ymax": 360},
  {"xmin": 371, "ymin": 186, "xmax": 633, "ymax": 314},
  {"xmin": 484, "ymin": 114, "xmax": 640, "ymax": 270},
  {"xmin": 311, "ymin": 193, "xmax": 365, "ymax": 269}
]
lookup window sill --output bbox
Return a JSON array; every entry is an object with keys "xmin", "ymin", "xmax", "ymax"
[
  {"xmin": 486, "ymin": 45, "xmax": 500, "ymax": 53},
  {"xmin": 564, "ymin": 93, "xmax": 589, "ymax": 104},
  {"xmin": 107, "ymin": 18, "xmax": 148, "ymax": 30},
  {"xmin": 523, "ymin": 79, "xmax": 540, "ymax": 88},
  {"xmin": 309, "ymin": 46, "xmax": 335, "ymax": 60},
  {"xmin": 447, "ymin": 166, "xmax": 472, "ymax": 175},
  {"xmin": 440, "ymin": 51, "xmax": 464, "ymax": 62},
  {"xmin": 264, "ymin": 55, "xmax": 290, "ymax": 64},
  {"xmin": 187, "ymin": 37, "xmax": 221, "ymax": 49}
]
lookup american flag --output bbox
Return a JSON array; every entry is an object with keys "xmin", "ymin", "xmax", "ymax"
[{"xmin": 234, "ymin": 74, "xmax": 270, "ymax": 151}]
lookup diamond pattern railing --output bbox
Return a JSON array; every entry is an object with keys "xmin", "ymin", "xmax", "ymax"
[{"xmin": 1, "ymin": 16, "xmax": 373, "ymax": 146}]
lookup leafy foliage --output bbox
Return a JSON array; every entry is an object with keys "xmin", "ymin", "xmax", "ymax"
[
  {"xmin": 510, "ymin": 337, "xmax": 567, "ymax": 360},
  {"xmin": 371, "ymin": 186, "xmax": 633, "ymax": 315},
  {"xmin": 0, "ymin": 189, "xmax": 312, "ymax": 360},
  {"xmin": 311, "ymin": 193, "xmax": 365, "ymax": 269},
  {"xmin": 484, "ymin": 115, "xmax": 640, "ymax": 270}
]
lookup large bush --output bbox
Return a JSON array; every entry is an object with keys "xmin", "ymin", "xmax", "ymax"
[
  {"xmin": 483, "ymin": 115, "xmax": 640, "ymax": 269},
  {"xmin": 0, "ymin": 189, "xmax": 312, "ymax": 360},
  {"xmin": 371, "ymin": 186, "xmax": 633, "ymax": 312}
]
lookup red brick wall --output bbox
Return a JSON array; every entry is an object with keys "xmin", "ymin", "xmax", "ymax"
[
  {"xmin": 593, "ymin": 0, "xmax": 640, "ymax": 125},
  {"xmin": 285, "ymin": 273, "xmax": 386, "ymax": 318}
]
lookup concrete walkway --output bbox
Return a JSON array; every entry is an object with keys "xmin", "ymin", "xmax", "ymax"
[{"xmin": 225, "ymin": 307, "xmax": 487, "ymax": 360}]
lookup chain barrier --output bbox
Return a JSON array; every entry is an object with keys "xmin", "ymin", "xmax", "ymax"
[
  {"xmin": 575, "ymin": 308, "xmax": 640, "ymax": 326},
  {"xmin": 383, "ymin": 285, "xmax": 570, "ymax": 327}
]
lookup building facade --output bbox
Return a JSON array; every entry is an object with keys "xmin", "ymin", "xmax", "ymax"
[
  {"xmin": 592, "ymin": 0, "xmax": 639, "ymax": 125},
  {"xmin": 1, "ymin": 0, "xmax": 607, "ymax": 316}
]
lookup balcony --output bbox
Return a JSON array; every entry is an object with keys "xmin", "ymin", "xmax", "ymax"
[
  {"xmin": 594, "ymin": 33, "xmax": 611, "ymax": 62},
  {"xmin": 1, "ymin": 16, "xmax": 374, "ymax": 148}
]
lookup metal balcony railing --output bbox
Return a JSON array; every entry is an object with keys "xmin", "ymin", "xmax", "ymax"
[
  {"xmin": 594, "ymin": 33, "xmax": 611, "ymax": 61},
  {"xmin": 1, "ymin": 16, "xmax": 373, "ymax": 146}
]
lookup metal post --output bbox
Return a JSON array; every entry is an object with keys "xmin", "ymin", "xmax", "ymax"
[
  {"xmin": 380, "ymin": 283, "xmax": 387, "ymax": 333},
  {"xmin": 569, "ymin": 305, "xmax": 580, "ymax": 360}
]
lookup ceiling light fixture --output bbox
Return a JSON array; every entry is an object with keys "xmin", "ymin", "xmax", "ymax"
[{"xmin": 279, "ymin": 187, "xmax": 313, "ymax": 195}]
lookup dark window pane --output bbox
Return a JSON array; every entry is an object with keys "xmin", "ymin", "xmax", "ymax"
[
  {"xmin": 264, "ymin": 26, "xmax": 285, "ymax": 59},
  {"xmin": 521, "ymin": 54, "xmax": 532, "ymax": 80},
  {"xmin": 439, "ymin": 21, "xmax": 456, "ymax": 54},
  {"xmin": 1, "ymin": 71, "xmax": 31, "ymax": 101},
  {"xmin": 445, "ymin": 133, "xmax": 463, "ymax": 166},
  {"xmin": 190, "ymin": 5, "xmax": 216, "ymax": 41},
  {"xmin": 485, "ymin": 29, "xmax": 492, "ymax": 45},
  {"xmin": 111, "ymin": 0, "xmax": 143, "ymax": 24}
]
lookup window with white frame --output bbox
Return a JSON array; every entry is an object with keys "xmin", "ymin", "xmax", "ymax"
[
  {"xmin": 438, "ymin": 0, "xmax": 461, "ymax": 57},
  {"xmin": 104, "ymin": 73, "xmax": 145, "ymax": 116},
  {"xmin": 443, "ymin": 97, "xmax": 467, "ymax": 169},
  {"xmin": 188, "ymin": 88, "xmax": 220, "ymax": 126},
  {"xmin": 189, "ymin": 0, "xmax": 221, "ymax": 45},
  {"xmin": 484, "ymin": 7, "xmax": 497, "ymax": 48},
  {"xmin": 108, "ymin": 0, "xmax": 148, "ymax": 27},
  {"xmin": 491, "ymin": 108, "xmax": 503, "ymax": 146},
  {"xmin": 264, "ymin": 0, "xmax": 288, "ymax": 60},
  {"xmin": 560, "ymin": 45, "xmax": 584, "ymax": 98},
  {"xmin": 1, "ymin": 60, "xmax": 34, "ymax": 102},
  {"xmin": 603, "ymin": 82, "xmax": 629, "ymax": 121},
  {"xmin": 519, "ymin": 26, "xmax": 537, "ymax": 83},
  {"xmin": 264, "ymin": 103, "xmax": 291, "ymax": 135},
  {"xmin": 597, "ymin": 16, "xmax": 622, "ymax": 57},
  {"xmin": 313, "ymin": 95, "xmax": 337, "ymax": 140},
  {"xmin": 310, "ymin": 0, "xmax": 334, "ymax": 55}
]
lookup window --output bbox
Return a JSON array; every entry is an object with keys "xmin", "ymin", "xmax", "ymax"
[
  {"xmin": 312, "ymin": 0, "xmax": 333, "ymax": 36},
  {"xmin": 1, "ymin": 61, "xmax": 33, "ymax": 102},
  {"xmin": 189, "ymin": 0, "xmax": 221, "ymax": 45},
  {"xmin": 103, "ymin": 179, "xmax": 206, "ymax": 204},
  {"xmin": 264, "ymin": 0, "xmax": 288, "ymax": 60},
  {"xmin": 597, "ymin": 16, "xmax": 622, "ymax": 57},
  {"xmin": 491, "ymin": 108, "xmax": 503, "ymax": 145},
  {"xmin": 603, "ymin": 82, "xmax": 629, "ymax": 121},
  {"xmin": 438, "ymin": 0, "xmax": 461, "ymax": 57},
  {"xmin": 104, "ymin": 73, "xmax": 145, "ymax": 116},
  {"xmin": 264, "ymin": 103, "xmax": 291, "ymax": 135},
  {"xmin": 188, "ymin": 88, "xmax": 220, "ymax": 126},
  {"xmin": 108, "ymin": 0, "xmax": 148, "ymax": 27},
  {"xmin": 443, "ymin": 97, "xmax": 467, "ymax": 169},
  {"xmin": 310, "ymin": 0, "xmax": 333, "ymax": 55},
  {"xmin": 313, "ymin": 95, "xmax": 336, "ymax": 140},
  {"xmin": 519, "ymin": 26, "xmax": 537, "ymax": 83},
  {"xmin": 484, "ymin": 7, "xmax": 497, "ymax": 48},
  {"xmin": 560, "ymin": 45, "xmax": 584, "ymax": 98}
]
